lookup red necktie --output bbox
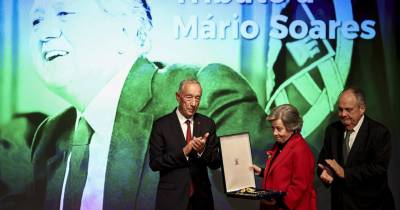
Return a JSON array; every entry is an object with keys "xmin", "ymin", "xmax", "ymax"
[
  {"xmin": 185, "ymin": 120, "xmax": 194, "ymax": 197},
  {"xmin": 185, "ymin": 120, "xmax": 192, "ymax": 144}
]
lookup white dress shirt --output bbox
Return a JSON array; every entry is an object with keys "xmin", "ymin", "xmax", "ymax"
[
  {"xmin": 345, "ymin": 115, "xmax": 365, "ymax": 150},
  {"xmin": 59, "ymin": 65, "xmax": 131, "ymax": 210},
  {"xmin": 175, "ymin": 109, "xmax": 204, "ymax": 158},
  {"xmin": 176, "ymin": 109, "xmax": 194, "ymax": 141}
]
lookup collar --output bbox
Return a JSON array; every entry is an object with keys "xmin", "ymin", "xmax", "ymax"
[
  {"xmin": 176, "ymin": 108, "xmax": 194, "ymax": 125},
  {"xmin": 277, "ymin": 132, "xmax": 297, "ymax": 151},
  {"xmin": 116, "ymin": 55, "xmax": 157, "ymax": 113},
  {"xmin": 352, "ymin": 115, "xmax": 365, "ymax": 133},
  {"xmin": 277, "ymin": 139, "xmax": 289, "ymax": 151},
  {"xmin": 77, "ymin": 62, "xmax": 132, "ymax": 136}
]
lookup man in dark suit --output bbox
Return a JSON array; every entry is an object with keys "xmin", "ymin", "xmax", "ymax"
[
  {"xmin": 149, "ymin": 79, "xmax": 220, "ymax": 210},
  {"xmin": 317, "ymin": 87, "xmax": 395, "ymax": 210}
]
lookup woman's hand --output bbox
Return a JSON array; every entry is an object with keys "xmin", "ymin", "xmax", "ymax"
[
  {"xmin": 261, "ymin": 198, "xmax": 277, "ymax": 206},
  {"xmin": 249, "ymin": 164, "xmax": 262, "ymax": 176}
]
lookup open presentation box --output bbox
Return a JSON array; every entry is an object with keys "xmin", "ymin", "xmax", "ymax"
[{"xmin": 219, "ymin": 133, "xmax": 286, "ymax": 200}]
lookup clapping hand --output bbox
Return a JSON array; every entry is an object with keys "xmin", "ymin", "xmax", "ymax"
[
  {"xmin": 192, "ymin": 132, "xmax": 209, "ymax": 153},
  {"xmin": 318, "ymin": 163, "xmax": 334, "ymax": 184},
  {"xmin": 249, "ymin": 164, "xmax": 262, "ymax": 176},
  {"xmin": 325, "ymin": 159, "xmax": 345, "ymax": 178}
]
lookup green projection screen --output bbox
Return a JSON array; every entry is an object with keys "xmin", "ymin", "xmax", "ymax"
[{"xmin": 1, "ymin": 0, "xmax": 399, "ymax": 209}]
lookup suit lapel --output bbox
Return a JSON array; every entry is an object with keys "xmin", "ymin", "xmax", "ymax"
[
  {"xmin": 346, "ymin": 117, "xmax": 369, "ymax": 166},
  {"xmin": 44, "ymin": 146, "xmax": 69, "ymax": 210},
  {"xmin": 103, "ymin": 111, "xmax": 153, "ymax": 210},
  {"xmin": 171, "ymin": 110, "xmax": 187, "ymax": 146},
  {"xmin": 117, "ymin": 56, "xmax": 157, "ymax": 113},
  {"xmin": 336, "ymin": 126, "xmax": 346, "ymax": 165},
  {"xmin": 264, "ymin": 146, "xmax": 278, "ymax": 179},
  {"xmin": 33, "ymin": 108, "xmax": 76, "ymax": 210},
  {"xmin": 193, "ymin": 113, "xmax": 201, "ymax": 138},
  {"xmin": 103, "ymin": 56, "xmax": 157, "ymax": 210},
  {"xmin": 267, "ymin": 137, "xmax": 296, "ymax": 175},
  {"xmin": 173, "ymin": 110, "xmax": 201, "ymax": 145}
]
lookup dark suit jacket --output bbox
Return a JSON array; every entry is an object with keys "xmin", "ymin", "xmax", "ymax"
[
  {"xmin": 317, "ymin": 116, "xmax": 395, "ymax": 210},
  {"xmin": 149, "ymin": 110, "xmax": 220, "ymax": 210},
  {"xmin": 31, "ymin": 56, "xmax": 271, "ymax": 210}
]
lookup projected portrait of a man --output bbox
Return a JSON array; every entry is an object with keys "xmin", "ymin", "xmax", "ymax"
[{"xmin": 29, "ymin": 0, "xmax": 271, "ymax": 209}]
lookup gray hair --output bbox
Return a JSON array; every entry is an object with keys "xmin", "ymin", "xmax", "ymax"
[
  {"xmin": 267, "ymin": 104, "xmax": 303, "ymax": 132},
  {"xmin": 178, "ymin": 79, "xmax": 201, "ymax": 93},
  {"xmin": 341, "ymin": 87, "xmax": 366, "ymax": 108}
]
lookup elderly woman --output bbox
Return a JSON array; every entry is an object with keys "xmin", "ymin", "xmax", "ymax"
[{"xmin": 252, "ymin": 104, "xmax": 316, "ymax": 210}]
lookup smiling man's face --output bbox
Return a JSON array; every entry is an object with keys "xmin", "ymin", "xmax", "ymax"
[{"xmin": 30, "ymin": 0, "xmax": 141, "ymax": 94}]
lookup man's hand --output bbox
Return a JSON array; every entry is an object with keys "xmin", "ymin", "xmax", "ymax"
[
  {"xmin": 183, "ymin": 141, "xmax": 193, "ymax": 156},
  {"xmin": 318, "ymin": 163, "xmax": 334, "ymax": 184},
  {"xmin": 250, "ymin": 164, "xmax": 262, "ymax": 176},
  {"xmin": 192, "ymin": 132, "xmax": 209, "ymax": 153},
  {"xmin": 325, "ymin": 159, "xmax": 345, "ymax": 178}
]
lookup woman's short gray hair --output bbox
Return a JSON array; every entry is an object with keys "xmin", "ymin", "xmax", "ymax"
[{"xmin": 267, "ymin": 104, "xmax": 303, "ymax": 132}]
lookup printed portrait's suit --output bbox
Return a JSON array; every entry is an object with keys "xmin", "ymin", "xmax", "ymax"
[{"xmin": 32, "ymin": 56, "xmax": 272, "ymax": 210}]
